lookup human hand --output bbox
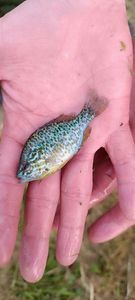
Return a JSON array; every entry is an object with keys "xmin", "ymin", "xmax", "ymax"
[
  {"xmin": 0, "ymin": 0, "xmax": 133, "ymax": 282},
  {"xmin": 88, "ymin": 39, "xmax": 135, "ymax": 243}
]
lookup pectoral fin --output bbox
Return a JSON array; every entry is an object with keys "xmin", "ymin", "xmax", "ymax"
[{"xmin": 82, "ymin": 127, "xmax": 91, "ymax": 145}]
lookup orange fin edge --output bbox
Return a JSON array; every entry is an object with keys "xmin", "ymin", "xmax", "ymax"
[
  {"xmin": 52, "ymin": 114, "xmax": 76, "ymax": 122},
  {"xmin": 82, "ymin": 127, "xmax": 91, "ymax": 145}
]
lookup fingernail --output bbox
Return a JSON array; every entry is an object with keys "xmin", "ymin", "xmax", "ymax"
[
  {"xmin": 19, "ymin": 235, "xmax": 48, "ymax": 283},
  {"xmin": 56, "ymin": 227, "xmax": 83, "ymax": 266}
]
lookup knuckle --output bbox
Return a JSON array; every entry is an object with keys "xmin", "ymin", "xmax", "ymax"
[
  {"xmin": 61, "ymin": 187, "xmax": 90, "ymax": 203},
  {"xmin": 60, "ymin": 223, "xmax": 84, "ymax": 231},
  {"xmin": 27, "ymin": 196, "xmax": 58, "ymax": 210}
]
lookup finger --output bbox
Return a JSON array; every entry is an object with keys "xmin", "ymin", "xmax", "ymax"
[
  {"xmin": 19, "ymin": 172, "xmax": 60, "ymax": 283},
  {"xmin": 88, "ymin": 204, "xmax": 134, "ymax": 243},
  {"xmin": 53, "ymin": 148, "xmax": 116, "ymax": 229},
  {"xmin": 0, "ymin": 126, "xmax": 24, "ymax": 265},
  {"xmin": 53, "ymin": 204, "xmax": 60, "ymax": 230},
  {"xmin": 56, "ymin": 147, "xmax": 94, "ymax": 266},
  {"xmin": 91, "ymin": 148, "xmax": 116, "ymax": 206},
  {"xmin": 107, "ymin": 124, "xmax": 135, "ymax": 220},
  {"xmin": 129, "ymin": 39, "xmax": 135, "ymax": 135}
]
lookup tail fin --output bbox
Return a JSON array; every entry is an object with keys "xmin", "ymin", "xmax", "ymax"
[{"xmin": 85, "ymin": 91, "xmax": 108, "ymax": 117}]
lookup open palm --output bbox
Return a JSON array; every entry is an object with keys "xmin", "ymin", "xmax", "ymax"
[{"xmin": 0, "ymin": 0, "xmax": 133, "ymax": 282}]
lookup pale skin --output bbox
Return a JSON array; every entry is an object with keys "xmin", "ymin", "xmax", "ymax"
[
  {"xmin": 88, "ymin": 39, "xmax": 135, "ymax": 243},
  {"xmin": 0, "ymin": 0, "xmax": 133, "ymax": 282}
]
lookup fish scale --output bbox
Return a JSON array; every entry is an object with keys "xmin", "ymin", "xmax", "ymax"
[{"xmin": 17, "ymin": 100, "xmax": 105, "ymax": 183}]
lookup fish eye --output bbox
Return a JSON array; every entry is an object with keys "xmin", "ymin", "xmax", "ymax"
[
  {"xmin": 23, "ymin": 161, "xmax": 30, "ymax": 169},
  {"xmin": 31, "ymin": 151, "xmax": 36, "ymax": 158}
]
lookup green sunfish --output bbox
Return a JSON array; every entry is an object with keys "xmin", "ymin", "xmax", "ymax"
[{"xmin": 17, "ymin": 97, "xmax": 106, "ymax": 182}]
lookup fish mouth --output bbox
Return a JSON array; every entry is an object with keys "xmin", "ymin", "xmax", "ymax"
[
  {"xmin": 17, "ymin": 170, "xmax": 39, "ymax": 183},
  {"xmin": 17, "ymin": 170, "xmax": 31, "ymax": 183},
  {"xmin": 17, "ymin": 176, "xmax": 33, "ymax": 184},
  {"xmin": 18, "ymin": 178, "xmax": 28, "ymax": 184}
]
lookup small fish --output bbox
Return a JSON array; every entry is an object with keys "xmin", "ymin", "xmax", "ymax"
[{"xmin": 17, "ymin": 97, "xmax": 107, "ymax": 183}]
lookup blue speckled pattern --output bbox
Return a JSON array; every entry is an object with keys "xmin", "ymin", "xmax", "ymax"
[{"xmin": 17, "ymin": 105, "xmax": 96, "ymax": 182}]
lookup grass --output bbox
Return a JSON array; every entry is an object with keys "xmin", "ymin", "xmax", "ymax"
[
  {"xmin": 6, "ymin": 238, "xmax": 85, "ymax": 300},
  {"xmin": 0, "ymin": 1, "xmax": 135, "ymax": 300},
  {"xmin": 0, "ymin": 0, "xmax": 24, "ymax": 17},
  {"xmin": 0, "ymin": 193, "xmax": 134, "ymax": 300},
  {"xmin": 0, "ymin": 226, "xmax": 85, "ymax": 300}
]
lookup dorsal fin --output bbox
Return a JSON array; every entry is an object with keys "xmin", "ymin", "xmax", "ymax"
[{"xmin": 47, "ymin": 114, "xmax": 76, "ymax": 124}]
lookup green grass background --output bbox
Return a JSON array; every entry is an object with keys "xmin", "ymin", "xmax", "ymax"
[
  {"xmin": 0, "ymin": 0, "xmax": 24, "ymax": 16},
  {"xmin": 0, "ymin": 1, "xmax": 135, "ymax": 300}
]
